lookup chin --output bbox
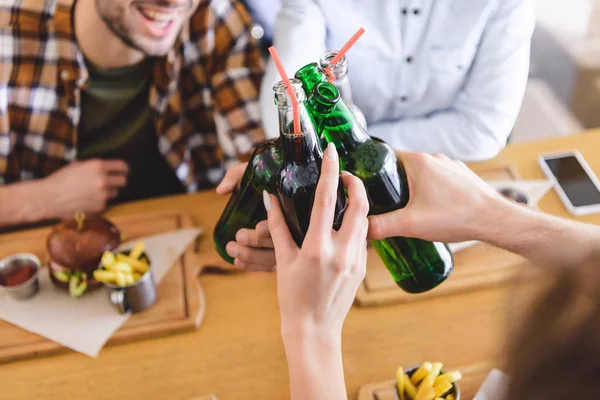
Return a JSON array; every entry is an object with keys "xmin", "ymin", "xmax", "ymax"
[
  {"xmin": 131, "ymin": 30, "xmax": 182, "ymax": 57},
  {"xmin": 139, "ymin": 42, "xmax": 176, "ymax": 57}
]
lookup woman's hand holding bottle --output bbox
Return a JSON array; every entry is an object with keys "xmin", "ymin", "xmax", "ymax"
[{"xmin": 265, "ymin": 143, "xmax": 369, "ymax": 400}]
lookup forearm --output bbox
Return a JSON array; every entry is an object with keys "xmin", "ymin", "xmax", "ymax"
[
  {"xmin": 0, "ymin": 180, "xmax": 52, "ymax": 228},
  {"xmin": 477, "ymin": 199, "xmax": 600, "ymax": 268},
  {"xmin": 282, "ymin": 329, "xmax": 347, "ymax": 400}
]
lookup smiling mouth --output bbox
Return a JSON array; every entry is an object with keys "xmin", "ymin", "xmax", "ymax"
[{"xmin": 136, "ymin": 5, "xmax": 182, "ymax": 29}]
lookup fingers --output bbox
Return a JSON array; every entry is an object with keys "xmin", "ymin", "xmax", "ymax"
[
  {"xmin": 455, "ymin": 160, "xmax": 468, "ymax": 168},
  {"xmin": 97, "ymin": 159, "xmax": 129, "ymax": 175},
  {"xmin": 264, "ymin": 191, "xmax": 298, "ymax": 263},
  {"xmin": 107, "ymin": 189, "xmax": 119, "ymax": 200},
  {"xmin": 338, "ymin": 172, "xmax": 370, "ymax": 241},
  {"xmin": 306, "ymin": 142, "xmax": 341, "ymax": 239},
  {"xmin": 236, "ymin": 221, "xmax": 274, "ymax": 248},
  {"xmin": 234, "ymin": 258, "xmax": 276, "ymax": 273},
  {"xmin": 226, "ymin": 242, "xmax": 276, "ymax": 272},
  {"xmin": 367, "ymin": 210, "xmax": 411, "ymax": 241},
  {"xmin": 216, "ymin": 163, "xmax": 247, "ymax": 195},
  {"xmin": 104, "ymin": 174, "xmax": 127, "ymax": 189}
]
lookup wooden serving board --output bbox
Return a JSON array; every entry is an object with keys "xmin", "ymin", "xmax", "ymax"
[
  {"xmin": 0, "ymin": 211, "xmax": 205, "ymax": 364},
  {"xmin": 357, "ymin": 363, "xmax": 494, "ymax": 400},
  {"xmin": 355, "ymin": 165, "xmax": 535, "ymax": 307}
]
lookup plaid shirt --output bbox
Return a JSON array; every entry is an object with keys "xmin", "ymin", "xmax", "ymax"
[{"xmin": 0, "ymin": 0, "xmax": 265, "ymax": 191}]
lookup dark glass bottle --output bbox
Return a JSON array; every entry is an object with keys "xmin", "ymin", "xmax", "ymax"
[
  {"xmin": 305, "ymin": 81, "xmax": 454, "ymax": 293},
  {"xmin": 213, "ymin": 138, "xmax": 282, "ymax": 263},
  {"xmin": 274, "ymin": 79, "xmax": 347, "ymax": 246}
]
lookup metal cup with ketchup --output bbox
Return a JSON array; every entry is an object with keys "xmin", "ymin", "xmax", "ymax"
[
  {"xmin": 46, "ymin": 213, "xmax": 121, "ymax": 298},
  {"xmin": 0, "ymin": 253, "xmax": 41, "ymax": 300}
]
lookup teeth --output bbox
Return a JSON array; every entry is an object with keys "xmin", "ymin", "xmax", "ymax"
[
  {"xmin": 141, "ymin": 9, "xmax": 177, "ymax": 22},
  {"xmin": 154, "ymin": 20, "xmax": 169, "ymax": 28}
]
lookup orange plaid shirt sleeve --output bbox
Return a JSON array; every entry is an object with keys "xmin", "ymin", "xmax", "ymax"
[{"xmin": 0, "ymin": 0, "xmax": 265, "ymax": 191}]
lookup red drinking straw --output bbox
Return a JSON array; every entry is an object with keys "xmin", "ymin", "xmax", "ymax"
[
  {"xmin": 268, "ymin": 46, "xmax": 301, "ymax": 135},
  {"xmin": 326, "ymin": 27, "xmax": 365, "ymax": 83}
]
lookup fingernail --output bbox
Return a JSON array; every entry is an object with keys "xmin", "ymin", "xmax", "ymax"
[
  {"xmin": 326, "ymin": 142, "xmax": 337, "ymax": 161},
  {"xmin": 226, "ymin": 242, "xmax": 239, "ymax": 258},
  {"xmin": 236, "ymin": 230, "xmax": 248, "ymax": 245},
  {"xmin": 341, "ymin": 170, "xmax": 353, "ymax": 176},
  {"xmin": 263, "ymin": 190, "xmax": 272, "ymax": 212}
]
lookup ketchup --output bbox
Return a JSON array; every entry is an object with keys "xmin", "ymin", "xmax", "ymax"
[{"xmin": 0, "ymin": 261, "xmax": 37, "ymax": 286}]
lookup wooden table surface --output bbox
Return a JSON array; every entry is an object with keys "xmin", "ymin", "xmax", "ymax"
[{"xmin": 2, "ymin": 131, "xmax": 600, "ymax": 400}]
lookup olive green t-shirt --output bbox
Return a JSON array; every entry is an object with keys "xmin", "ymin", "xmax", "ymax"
[{"xmin": 78, "ymin": 58, "xmax": 185, "ymax": 203}]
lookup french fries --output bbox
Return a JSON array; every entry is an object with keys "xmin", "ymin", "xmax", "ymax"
[
  {"xmin": 434, "ymin": 371, "xmax": 463, "ymax": 387},
  {"xmin": 116, "ymin": 254, "xmax": 149, "ymax": 274},
  {"xmin": 396, "ymin": 362, "xmax": 461, "ymax": 400},
  {"xmin": 396, "ymin": 367, "xmax": 406, "ymax": 400},
  {"xmin": 93, "ymin": 242, "xmax": 149, "ymax": 288},
  {"xmin": 433, "ymin": 381, "xmax": 453, "ymax": 397},
  {"xmin": 411, "ymin": 362, "xmax": 433, "ymax": 385},
  {"xmin": 129, "ymin": 241, "xmax": 145, "ymax": 260},
  {"xmin": 93, "ymin": 269, "xmax": 117, "ymax": 284},
  {"xmin": 404, "ymin": 374, "xmax": 418, "ymax": 399}
]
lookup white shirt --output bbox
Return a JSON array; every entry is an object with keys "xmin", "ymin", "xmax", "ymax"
[{"xmin": 260, "ymin": 0, "xmax": 536, "ymax": 161}]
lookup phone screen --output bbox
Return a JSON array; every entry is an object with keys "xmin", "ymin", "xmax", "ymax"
[{"xmin": 544, "ymin": 155, "xmax": 600, "ymax": 208}]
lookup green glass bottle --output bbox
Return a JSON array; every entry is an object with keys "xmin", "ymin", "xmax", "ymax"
[
  {"xmin": 213, "ymin": 138, "xmax": 282, "ymax": 263},
  {"xmin": 274, "ymin": 79, "xmax": 347, "ymax": 246},
  {"xmin": 303, "ymin": 80, "xmax": 454, "ymax": 293}
]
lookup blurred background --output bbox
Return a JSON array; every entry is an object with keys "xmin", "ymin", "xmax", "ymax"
[{"xmin": 506, "ymin": 0, "xmax": 599, "ymax": 143}]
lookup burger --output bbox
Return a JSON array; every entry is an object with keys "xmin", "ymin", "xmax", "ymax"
[{"xmin": 46, "ymin": 214, "xmax": 121, "ymax": 297}]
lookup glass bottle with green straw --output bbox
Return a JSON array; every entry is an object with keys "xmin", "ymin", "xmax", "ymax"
[{"xmin": 304, "ymin": 79, "xmax": 454, "ymax": 293}]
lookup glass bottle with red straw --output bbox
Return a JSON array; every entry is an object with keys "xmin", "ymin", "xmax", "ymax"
[
  {"xmin": 269, "ymin": 47, "xmax": 347, "ymax": 246},
  {"xmin": 296, "ymin": 28, "xmax": 367, "ymax": 129}
]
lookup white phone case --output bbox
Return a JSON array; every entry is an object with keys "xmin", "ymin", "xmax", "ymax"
[{"xmin": 538, "ymin": 150, "xmax": 600, "ymax": 216}]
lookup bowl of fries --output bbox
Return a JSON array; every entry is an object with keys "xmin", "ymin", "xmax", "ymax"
[
  {"xmin": 395, "ymin": 362, "xmax": 461, "ymax": 400},
  {"xmin": 93, "ymin": 242, "xmax": 157, "ymax": 314}
]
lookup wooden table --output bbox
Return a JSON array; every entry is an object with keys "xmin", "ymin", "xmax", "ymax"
[{"xmin": 1, "ymin": 132, "xmax": 600, "ymax": 400}]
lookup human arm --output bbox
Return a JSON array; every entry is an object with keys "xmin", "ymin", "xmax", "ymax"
[
  {"xmin": 369, "ymin": 0, "xmax": 535, "ymax": 161},
  {"xmin": 0, "ymin": 160, "xmax": 128, "ymax": 228},
  {"xmin": 367, "ymin": 152, "xmax": 600, "ymax": 269},
  {"xmin": 0, "ymin": 180, "xmax": 52, "ymax": 227},
  {"xmin": 476, "ymin": 200, "xmax": 600, "ymax": 270},
  {"xmin": 266, "ymin": 143, "xmax": 369, "ymax": 400},
  {"xmin": 259, "ymin": 0, "xmax": 327, "ymax": 139}
]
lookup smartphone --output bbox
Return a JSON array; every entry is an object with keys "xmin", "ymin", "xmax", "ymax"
[{"xmin": 538, "ymin": 150, "xmax": 600, "ymax": 216}]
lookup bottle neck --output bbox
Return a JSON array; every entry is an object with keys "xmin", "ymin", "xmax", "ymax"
[
  {"xmin": 334, "ymin": 76, "xmax": 355, "ymax": 108},
  {"xmin": 307, "ymin": 82, "xmax": 370, "ymax": 155},
  {"xmin": 325, "ymin": 102, "xmax": 371, "ymax": 154},
  {"xmin": 295, "ymin": 63, "xmax": 327, "ymax": 98},
  {"xmin": 278, "ymin": 102, "xmax": 322, "ymax": 164},
  {"xmin": 318, "ymin": 51, "xmax": 355, "ymax": 106}
]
